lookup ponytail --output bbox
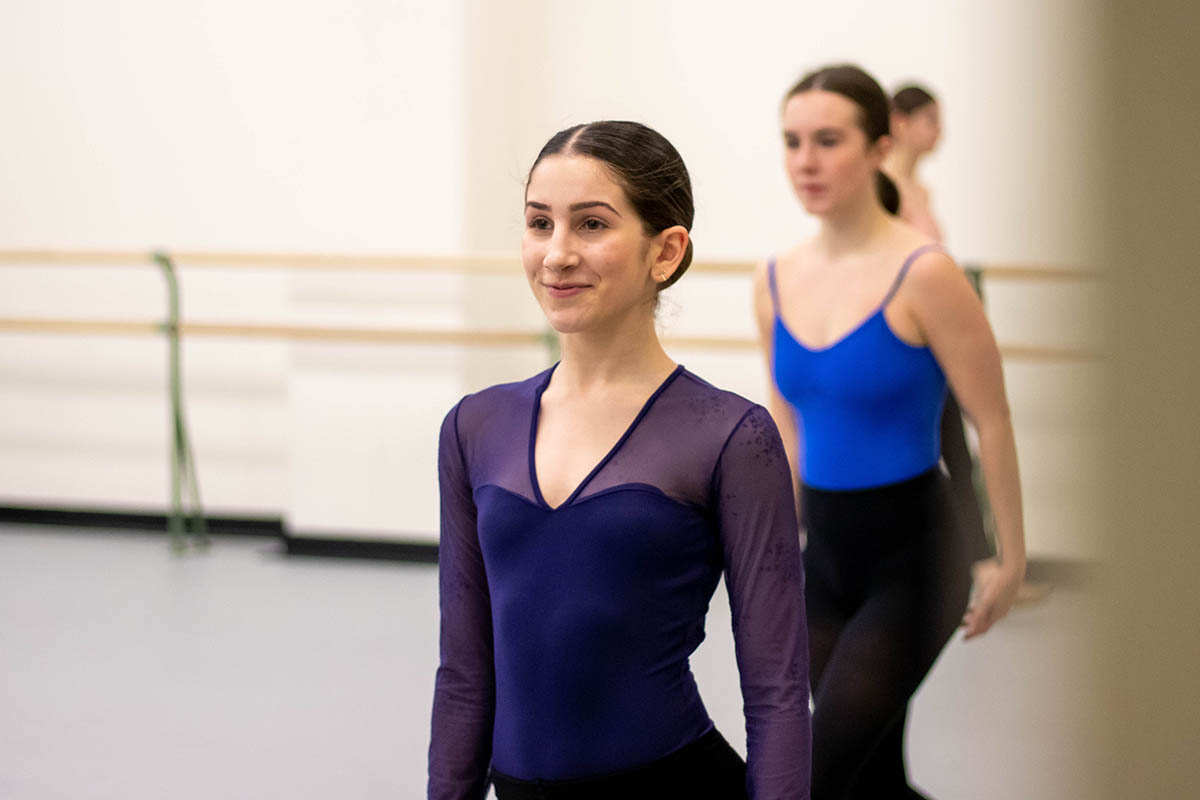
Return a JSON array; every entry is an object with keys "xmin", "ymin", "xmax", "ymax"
[{"xmin": 876, "ymin": 170, "xmax": 900, "ymax": 215}]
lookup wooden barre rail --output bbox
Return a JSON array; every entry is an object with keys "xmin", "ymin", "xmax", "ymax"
[
  {"xmin": 0, "ymin": 318, "xmax": 542, "ymax": 347},
  {"xmin": 0, "ymin": 317, "xmax": 1105, "ymax": 362},
  {"xmin": 0, "ymin": 249, "xmax": 1104, "ymax": 281}
]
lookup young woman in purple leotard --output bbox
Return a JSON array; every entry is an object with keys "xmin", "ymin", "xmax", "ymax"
[
  {"xmin": 429, "ymin": 121, "xmax": 812, "ymax": 800},
  {"xmin": 753, "ymin": 65, "xmax": 1028, "ymax": 798}
]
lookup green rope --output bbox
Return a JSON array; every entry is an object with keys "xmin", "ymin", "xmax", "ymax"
[
  {"xmin": 964, "ymin": 265, "xmax": 984, "ymax": 298},
  {"xmin": 152, "ymin": 251, "xmax": 208, "ymax": 553},
  {"xmin": 962, "ymin": 265, "xmax": 998, "ymax": 553},
  {"xmin": 538, "ymin": 326, "xmax": 560, "ymax": 365}
]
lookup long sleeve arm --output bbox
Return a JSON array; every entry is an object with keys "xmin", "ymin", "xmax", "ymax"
[
  {"xmin": 713, "ymin": 405, "xmax": 811, "ymax": 799},
  {"xmin": 428, "ymin": 402, "xmax": 494, "ymax": 799}
]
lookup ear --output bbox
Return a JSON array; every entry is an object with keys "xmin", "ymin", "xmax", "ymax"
[
  {"xmin": 649, "ymin": 225, "xmax": 690, "ymax": 284},
  {"xmin": 870, "ymin": 133, "xmax": 893, "ymax": 167}
]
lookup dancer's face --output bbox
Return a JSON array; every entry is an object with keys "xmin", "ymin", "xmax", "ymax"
[
  {"xmin": 782, "ymin": 90, "xmax": 888, "ymax": 216},
  {"xmin": 895, "ymin": 102, "xmax": 942, "ymax": 154},
  {"xmin": 523, "ymin": 155, "xmax": 679, "ymax": 335}
]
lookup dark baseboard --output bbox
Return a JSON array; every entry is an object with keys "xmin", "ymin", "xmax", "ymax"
[
  {"xmin": 0, "ymin": 504, "xmax": 283, "ymax": 537},
  {"xmin": 283, "ymin": 534, "xmax": 438, "ymax": 564},
  {"xmin": 0, "ymin": 504, "xmax": 439, "ymax": 564},
  {"xmin": 1023, "ymin": 555, "xmax": 1103, "ymax": 588}
]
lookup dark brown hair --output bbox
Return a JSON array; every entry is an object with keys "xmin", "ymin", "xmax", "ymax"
[
  {"xmin": 892, "ymin": 84, "xmax": 937, "ymax": 115},
  {"xmin": 784, "ymin": 64, "xmax": 900, "ymax": 215},
  {"xmin": 527, "ymin": 121, "xmax": 694, "ymax": 289}
]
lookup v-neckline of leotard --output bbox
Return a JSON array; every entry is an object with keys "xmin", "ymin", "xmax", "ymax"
[
  {"xmin": 527, "ymin": 363, "xmax": 685, "ymax": 512},
  {"xmin": 775, "ymin": 307, "xmax": 887, "ymax": 353},
  {"xmin": 768, "ymin": 243, "xmax": 941, "ymax": 354}
]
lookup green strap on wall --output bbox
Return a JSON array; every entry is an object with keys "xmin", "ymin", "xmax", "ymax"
[
  {"xmin": 962, "ymin": 265, "xmax": 998, "ymax": 551},
  {"xmin": 539, "ymin": 326, "xmax": 560, "ymax": 364},
  {"xmin": 964, "ymin": 265, "xmax": 984, "ymax": 299},
  {"xmin": 152, "ymin": 251, "xmax": 208, "ymax": 552}
]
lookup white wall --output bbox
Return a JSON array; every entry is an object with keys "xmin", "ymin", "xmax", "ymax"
[
  {"xmin": 0, "ymin": 0, "xmax": 466, "ymax": 251},
  {"xmin": 0, "ymin": 0, "xmax": 1104, "ymax": 556},
  {"xmin": 0, "ymin": 0, "xmax": 472, "ymax": 536}
]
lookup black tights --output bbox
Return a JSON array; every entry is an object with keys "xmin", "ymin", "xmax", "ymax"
[
  {"xmin": 490, "ymin": 727, "xmax": 746, "ymax": 799},
  {"xmin": 940, "ymin": 391, "xmax": 991, "ymax": 563},
  {"xmin": 803, "ymin": 470, "xmax": 971, "ymax": 800}
]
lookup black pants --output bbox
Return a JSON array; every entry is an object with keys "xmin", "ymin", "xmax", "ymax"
[
  {"xmin": 803, "ymin": 470, "xmax": 971, "ymax": 800},
  {"xmin": 489, "ymin": 728, "xmax": 747, "ymax": 800}
]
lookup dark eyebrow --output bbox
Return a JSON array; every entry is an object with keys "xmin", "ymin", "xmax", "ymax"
[
  {"xmin": 782, "ymin": 126, "xmax": 846, "ymax": 137},
  {"xmin": 569, "ymin": 201, "xmax": 621, "ymax": 216},
  {"xmin": 524, "ymin": 200, "xmax": 622, "ymax": 217}
]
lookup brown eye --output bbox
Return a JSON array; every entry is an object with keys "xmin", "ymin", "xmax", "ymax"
[
  {"xmin": 528, "ymin": 217, "xmax": 551, "ymax": 230},
  {"xmin": 581, "ymin": 218, "xmax": 607, "ymax": 232}
]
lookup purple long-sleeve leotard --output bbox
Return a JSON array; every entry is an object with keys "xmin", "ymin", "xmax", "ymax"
[{"xmin": 428, "ymin": 364, "xmax": 810, "ymax": 799}]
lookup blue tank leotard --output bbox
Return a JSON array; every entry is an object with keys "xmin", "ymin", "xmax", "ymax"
[{"xmin": 770, "ymin": 243, "xmax": 948, "ymax": 490}]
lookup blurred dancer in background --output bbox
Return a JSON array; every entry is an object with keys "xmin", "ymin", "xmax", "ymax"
[
  {"xmin": 883, "ymin": 85, "xmax": 944, "ymax": 241},
  {"xmin": 885, "ymin": 84, "xmax": 1052, "ymax": 603},
  {"xmin": 756, "ymin": 64, "xmax": 1027, "ymax": 798},
  {"xmin": 883, "ymin": 84, "xmax": 992, "ymax": 568}
]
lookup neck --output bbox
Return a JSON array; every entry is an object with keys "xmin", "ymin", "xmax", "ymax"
[
  {"xmin": 816, "ymin": 189, "xmax": 894, "ymax": 256},
  {"xmin": 883, "ymin": 146, "xmax": 921, "ymax": 180},
  {"xmin": 555, "ymin": 306, "xmax": 676, "ymax": 393}
]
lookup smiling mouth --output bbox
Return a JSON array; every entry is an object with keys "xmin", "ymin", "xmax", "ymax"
[{"xmin": 544, "ymin": 282, "xmax": 591, "ymax": 297}]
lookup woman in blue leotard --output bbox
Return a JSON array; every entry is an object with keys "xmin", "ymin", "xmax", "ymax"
[
  {"xmin": 429, "ymin": 121, "xmax": 811, "ymax": 799},
  {"xmin": 753, "ymin": 65, "xmax": 1028, "ymax": 798}
]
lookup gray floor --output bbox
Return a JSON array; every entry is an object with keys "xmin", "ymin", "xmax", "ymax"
[{"xmin": 0, "ymin": 525, "xmax": 1101, "ymax": 799}]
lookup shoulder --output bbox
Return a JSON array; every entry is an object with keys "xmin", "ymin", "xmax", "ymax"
[
  {"xmin": 711, "ymin": 400, "xmax": 789, "ymax": 476},
  {"xmin": 752, "ymin": 258, "xmax": 774, "ymax": 324},
  {"xmin": 903, "ymin": 245, "xmax": 967, "ymax": 293},
  {"xmin": 754, "ymin": 241, "xmax": 814, "ymax": 305},
  {"xmin": 882, "ymin": 221, "xmax": 954, "ymax": 280},
  {"xmin": 673, "ymin": 370, "xmax": 774, "ymax": 440},
  {"xmin": 664, "ymin": 373, "xmax": 785, "ymax": 476},
  {"xmin": 447, "ymin": 367, "xmax": 553, "ymax": 441},
  {"xmin": 773, "ymin": 240, "xmax": 817, "ymax": 273},
  {"xmin": 894, "ymin": 245, "xmax": 980, "ymax": 323},
  {"xmin": 676, "ymin": 368, "xmax": 754, "ymax": 407}
]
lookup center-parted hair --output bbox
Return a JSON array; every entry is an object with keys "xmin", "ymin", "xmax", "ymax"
[
  {"xmin": 527, "ymin": 121, "xmax": 695, "ymax": 290},
  {"xmin": 892, "ymin": 84, "xmax": 937, "ymax": 115},
  {"xmin": 784, "ymin": 64, "xmax": 901, "ymax": 215}
]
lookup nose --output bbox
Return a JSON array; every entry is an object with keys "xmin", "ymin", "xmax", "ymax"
[
  {"xmin": 790, "ymin": 141, "xmax": 817, "ymax": 174},
  {"xmin": 543, "ymin": 229, "xmax": 579, "ymax": 272},
  {"xmin": 799, "ymin": 141, "xmax": 819, "ymax": 172}
]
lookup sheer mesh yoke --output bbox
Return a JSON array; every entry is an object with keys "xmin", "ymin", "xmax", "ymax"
[{"xmin": 429, "ymin": 366, "xmax": 811, "ymax": 800}]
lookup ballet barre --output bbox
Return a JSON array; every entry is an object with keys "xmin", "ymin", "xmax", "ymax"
[
  {"xmin": 0, "ymin": 317, "xmax": 1104, "ymax": 363},
  {"xmin": 0, "ymin": 318, "xmax": 547, "ymax": 347},
  {"xmin": 0, "ymin": 249, "xmax": 1103, "ymax": 281}
]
